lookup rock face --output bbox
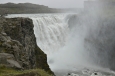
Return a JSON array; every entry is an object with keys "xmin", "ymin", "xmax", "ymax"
[
  {"xmin": 0, "ymin": 18, "xmax": 53, "ymax": 74},
  {"xmin": 0, "ymin": 53, "xmax": 22, "ymax": 69}
]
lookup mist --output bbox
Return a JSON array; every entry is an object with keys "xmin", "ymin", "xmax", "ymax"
[
  {"xmin": 47, "ymin": 0, "xmax": 115, "ymax": 75},
  {"xmin": 3, "ymin": 0, "xmax": 115, "ymax": 76}
]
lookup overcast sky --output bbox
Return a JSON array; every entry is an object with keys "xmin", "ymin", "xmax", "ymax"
[{"xmin": 0, "ymin": 0, "xmax": 86, "ymax": 8}]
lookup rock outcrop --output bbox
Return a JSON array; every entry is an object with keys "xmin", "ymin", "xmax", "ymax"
[{"xmin": 0, "ymin": 18, "xmax": 53, "ymax": 74}]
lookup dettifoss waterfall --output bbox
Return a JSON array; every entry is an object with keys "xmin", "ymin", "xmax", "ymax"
[
  {"xmin": 7, "ymin": 13, "xmax": 115, "ymax": 76},
  {"xmin": 32, "ymin": 15, "xmax": 68, "ymax": 54}
]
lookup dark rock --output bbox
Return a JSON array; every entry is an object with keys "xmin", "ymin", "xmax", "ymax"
[
  {"xmin": 0, "ymin": 18, "xmax": 53, "ymax": 74},
  {"xmin": 94, "ymin": 72, "xmax": 98, "ymax": 75}
]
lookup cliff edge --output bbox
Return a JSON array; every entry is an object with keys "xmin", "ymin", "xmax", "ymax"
[{"xmin": 0, "ymin": 18, "xmax": 53, "ymax": 75}]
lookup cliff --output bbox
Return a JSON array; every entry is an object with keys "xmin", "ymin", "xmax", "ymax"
[{"xmin": 0, "ymin": 18, "xmax": 53, "ymax": 75}]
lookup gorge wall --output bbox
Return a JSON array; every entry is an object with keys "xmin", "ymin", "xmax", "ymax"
[{"xmin": 0, "ymin": 17, "xmax": 53, "ymax": 74}]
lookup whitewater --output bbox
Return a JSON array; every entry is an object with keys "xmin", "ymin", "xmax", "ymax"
[{"xmin": 6, "ymin": 13, "xmax": 115, "ymax": 76}]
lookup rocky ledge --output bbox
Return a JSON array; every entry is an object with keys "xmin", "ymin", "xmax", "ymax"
[{"xmin": 0, "ymin": 18, "xmax": 53, "ymax": 75}]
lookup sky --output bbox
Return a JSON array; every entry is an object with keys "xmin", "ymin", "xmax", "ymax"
[{"xmin": 0, "ymin": 0, "xmax": 86, "ymax": 8}]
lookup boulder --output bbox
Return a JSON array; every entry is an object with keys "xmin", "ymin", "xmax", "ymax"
[{"xmin": 0, "ymin": 53, "xmax": 22, "ymax": 69}]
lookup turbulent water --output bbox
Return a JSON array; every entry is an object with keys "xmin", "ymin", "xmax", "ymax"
[{"xmin": 6, "ymin": 13, "xmax": 115, "ymax": 76}]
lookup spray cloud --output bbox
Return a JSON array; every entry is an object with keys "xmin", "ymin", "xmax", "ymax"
[{"xmin": 47, "ymin": 0, "xmax": 115, "ymax": 74}]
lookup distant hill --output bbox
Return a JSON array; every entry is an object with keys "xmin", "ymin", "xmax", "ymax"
[
  {"xmin": 0, "ymin": 2, "xmax": 61, "ymax": 15},
  {"xmin": 0, "ymin": 3, "xmax": 82, "ymax": 16}
]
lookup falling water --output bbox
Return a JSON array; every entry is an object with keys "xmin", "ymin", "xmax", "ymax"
[
  {"xmin": 32, "ymin": 13, "xmax": 115, "ymax": 76},
  {"xmin": 32, "ymin": 15, "xmax": 68, "ymax": 54},
  {"xmin": 6, "ymin": 12, "xmax": 115, "ymax": 76}
]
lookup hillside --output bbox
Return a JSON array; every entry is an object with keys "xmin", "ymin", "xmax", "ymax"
[{"xmin": 0, "ymin": 2, "xmax": 59, "ymax": 15}]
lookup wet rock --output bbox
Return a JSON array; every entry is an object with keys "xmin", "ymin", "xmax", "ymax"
[
  {"xmin": 67, "ymin": 73, "xmax": 79, "ymax": 76},
  {"xmin": 91, "ymin": 72, "xmax": 99, "ymax": 76}
]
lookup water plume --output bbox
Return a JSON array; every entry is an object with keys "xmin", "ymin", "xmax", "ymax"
[
  {"xmin": 6, "ymin": 1, "xmax": 115, "ymax": 75},
  {"xmin": 47, "ymin": 1, "xmax": 115, "ymax": 75}
]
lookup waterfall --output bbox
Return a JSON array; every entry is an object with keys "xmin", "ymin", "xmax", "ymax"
[
  {"xmin": 32, "ymin": 13, "xmax": 115, "ymax": 75},
  {"xmin": 6, "ymin": 13, "xmax": 115, "ymax": 76},
  {"xmin": 32, "ymin": 14, "xmax": 69, "ymax": 54}
]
